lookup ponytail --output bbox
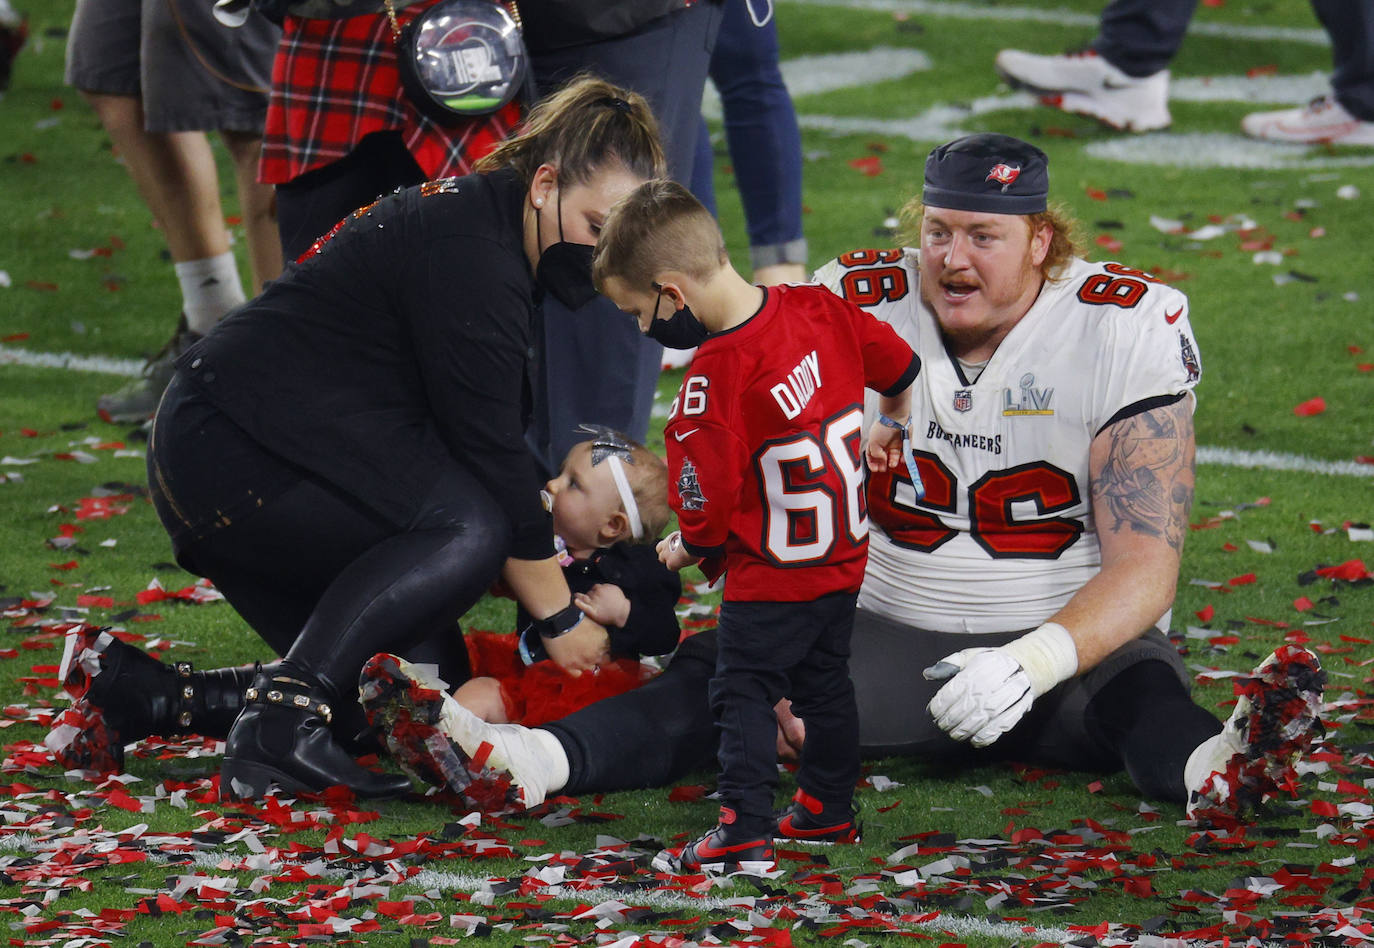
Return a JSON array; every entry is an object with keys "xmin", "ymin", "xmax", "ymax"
[{"xmin": 475, "ymin": 74, "xmax": 666, "ymax": 186}]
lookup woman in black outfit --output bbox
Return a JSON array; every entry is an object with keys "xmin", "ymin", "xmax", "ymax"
[{"xmin": 62, "ymin": 76, "xmax": 665, "ymax": 800}]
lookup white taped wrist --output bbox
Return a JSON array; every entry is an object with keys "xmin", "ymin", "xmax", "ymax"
[{"xmin": 1002, "ymin": 622, "xmax": 1079, "ymax": 697}]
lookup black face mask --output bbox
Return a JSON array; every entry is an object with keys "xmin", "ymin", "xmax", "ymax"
[
  {"xmin": 534, "ymin": 190, "xmax": 599, "ymax": 310},
  {"xmin": 644, "ymin": 284, "xmax": 711, "ymax": 349}
]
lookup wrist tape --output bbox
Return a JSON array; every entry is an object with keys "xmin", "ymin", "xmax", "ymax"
[{"xmin": 1002, "ymin": 622, "xmax": 1079, "ymax": 696}]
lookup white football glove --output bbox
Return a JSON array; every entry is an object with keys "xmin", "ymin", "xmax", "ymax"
[{"xmin": 924, "ymin": 623, "xmax": 1079, "ymax": 748}]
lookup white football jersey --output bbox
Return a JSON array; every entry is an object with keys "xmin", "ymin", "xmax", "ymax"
[{"xmin": 814, "ymin": 249, "xmax": 1201, "ymax": 634}]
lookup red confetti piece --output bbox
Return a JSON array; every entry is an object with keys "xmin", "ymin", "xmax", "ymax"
[
  {"xmin": 1294, "ymin": 596, "xmax": 1315, "ymax": 612},
  {"xmin": 847, "ymin": 156, "xmax": 883, "ymax": 177},
  {"xmin": 1293, "ymin": 396, "xmax": 1326, "ymax": 416},
  {"xmin": 48, "ymin": 560, "xmax": 79, "ymax": 571},
  {"xmin": 1196, "ymin": 604, "xmax": 1215, "ymax": 621},
  {"xmin": 1228, "ymin": 573, "xmax": 1257, "ymax": 586},
  {"xmin": 1315, "ymin": 559, "xmax": 1370, "ymax": 581},
  {"xmin": 667, "ymin": 784, "xmax": 708, "ymax": 802},
  {"xmin": 1095, "ymin": 234, "xmax": 1123, "ymax": 252},
  {"xmin": 25, "ymin": 280, "xmax": 58, "ymax": 291},
  {"xmin": 1085, "ymin": 188, "xmax": 1107, "ymax": 201},
  {"xmin": 1357, "ymin": 364, "xmax": 1372, "ymax": 373},
  {"xmin": 1223, "ymin": 542, "xmax": 1239, "ymax": 552},
  {"xmin": 1, "ymin": 332, "xmax": 29, "ymax": 342}
]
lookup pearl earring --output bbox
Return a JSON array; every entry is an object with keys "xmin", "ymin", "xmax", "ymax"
[{"xmin": 535, "ymin": 198, "xmax": 544, "ymax": 207}]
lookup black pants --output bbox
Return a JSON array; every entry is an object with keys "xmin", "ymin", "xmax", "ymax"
[
  {"xmin": 148, "ymin": 374, "xmax": 507, "ymax": 723},
  {"xmin": 710, "ymin": 594, "xmax": 860, "ymax": 831},
  {"xmin": 550, "ymin": 607, "xmax": 1222, "ymax": 804}
]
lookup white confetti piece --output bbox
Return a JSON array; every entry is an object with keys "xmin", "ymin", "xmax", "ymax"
[{"xmin": 1246, "ymin": 539, "xmax": 1274, "ymax": 553}]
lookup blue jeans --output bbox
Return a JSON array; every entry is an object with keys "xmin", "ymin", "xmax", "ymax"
[{"xmin": 692, "ymin": 0, "xmax": 806, "ymax": 271}]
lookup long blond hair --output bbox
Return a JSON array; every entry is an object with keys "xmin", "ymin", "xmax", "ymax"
[{"xmin": 475, "ymin": 74, "xmax": 666, "ymax": 187}]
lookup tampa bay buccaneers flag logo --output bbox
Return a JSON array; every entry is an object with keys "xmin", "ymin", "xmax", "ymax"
[{"xmin": 986, "ymin": 163, "xmax": 1021, "ymax": 190}]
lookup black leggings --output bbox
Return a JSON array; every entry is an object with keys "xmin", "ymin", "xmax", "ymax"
[{"xmin": 149, "ymin": 377, "xmax": 507, "ymax": 714}]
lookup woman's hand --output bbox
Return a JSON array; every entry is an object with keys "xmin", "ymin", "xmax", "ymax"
[
  {"xmin": 542, "ymin": 614, "xmax": 611, "ymax": 675},
  {"xmin": 574, "ymin": 583, "xmax": 631, "ymax": 628}
]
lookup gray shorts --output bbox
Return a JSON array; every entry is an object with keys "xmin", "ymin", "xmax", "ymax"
[
  {"xmin": 65, "ymin": 0, "xmax": 280, "ymax": 133},
  {"xmin": 851, "ymin": 608, "xmax": 1189, "ymax": 770}
]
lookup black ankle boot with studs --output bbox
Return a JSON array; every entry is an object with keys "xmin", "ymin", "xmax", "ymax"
[
  {"xmin": 220, "ymin": 670, "xmax": 413, "ymax": 800},
  {"xmin": 47, "ymin": 625, "xmax": 255, "ymax": 773}
]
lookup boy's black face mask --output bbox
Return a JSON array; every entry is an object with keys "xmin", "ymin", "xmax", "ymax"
[
  {"xmin": 534, "ymin": 191, "xmax": 599, "ymax": 310},
  {"xmin": 644, "ymin": 283, "xmax": 710, "ymax": 349}
]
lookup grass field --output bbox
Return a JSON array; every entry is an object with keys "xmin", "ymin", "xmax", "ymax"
[{"xmin": 1, "ymin": 1, "xmax": 1372, "ymax": 945}]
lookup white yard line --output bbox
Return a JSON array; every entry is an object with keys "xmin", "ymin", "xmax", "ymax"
[
  {"xmin": 0, "ymin": 344, "xmax": 144, "ymax": 377},
  {"xmin": 782, "ymin": 0, "xmax": 1330, "ymax": 46},
  {"xmin": 1196, "ymin": 446, "xmax": 1374, "ymax": 479}
]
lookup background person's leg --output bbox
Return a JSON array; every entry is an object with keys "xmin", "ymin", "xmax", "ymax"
[
  {"xmin": 220, "ymin": 128, "xmax": 282, "ymax": 292},
  {"xmin": 1093, "ymin": 0, "xmax": 1198, "ymax": 77},
  {"xmin": 1312, "ymin": 0, "xmax": 1374, "ymax": 121},
  {"xmin": 709, "ymin": 0, "xmax": 807, "ymax": 282}
]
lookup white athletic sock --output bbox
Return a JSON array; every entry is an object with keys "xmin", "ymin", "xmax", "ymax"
[
  {"xmin": 530, "ymin": 727, "xmax": 570, "ymax": 793},
  {"xmin": 176, "ymin": 252, "xmax": 245, "ymax": 335},
  {"xmin": 1183, "ymin": 730, "xmax": 1242, "ymax": 798}
]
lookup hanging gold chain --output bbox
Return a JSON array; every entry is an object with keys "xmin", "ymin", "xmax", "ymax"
[{"xmin": 382, "ymin": 0, "xmax": 402, "ymax": 41}]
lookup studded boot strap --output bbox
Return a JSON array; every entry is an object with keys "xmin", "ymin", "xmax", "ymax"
[{"xmin": 243, "ymin": 678, "xmax": 334, "ymax": 724}]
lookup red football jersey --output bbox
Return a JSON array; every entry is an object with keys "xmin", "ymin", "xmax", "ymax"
[{"xmin": 665, "ymin": 284, "xmax": 920, "ymax": 601}]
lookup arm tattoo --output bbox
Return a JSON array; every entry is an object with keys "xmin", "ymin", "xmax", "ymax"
[{"xmin": 1093, "ymin": 402, "xmax": 1195, "ymax": 553}]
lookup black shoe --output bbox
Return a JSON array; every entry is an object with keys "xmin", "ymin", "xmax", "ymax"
[
  {"xmin": 47, "ymin": 625, "xmax": 253, "ymax": 772},
  {"xmin": 775, "ymin": 788, "xmax": 861, "ymax": 844},
  {"xmin": 97, "ymin": 314, "xmax": 202, "ymax": 424},
  {"xmin": 221, "ymin": 670, "xmax": 413, "ymax": 800},
  {"xmin": 652, "ymin": 807, "xmax": 777, "ymax": 875}
]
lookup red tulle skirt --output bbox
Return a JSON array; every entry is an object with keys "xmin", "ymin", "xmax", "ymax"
[{"xmin": 464, "ymin": 631, "xmax": 657, "ymax": 727}]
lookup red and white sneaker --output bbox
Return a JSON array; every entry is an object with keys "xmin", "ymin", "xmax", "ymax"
[
  {"xmin": 652, "ymin": 807, "xmax": 777, "ymax": 875},
  {"xmin": 1186, "ymin": 645, "xmax": 1326, "ymax": 827},
  {"xmin": 995, "ymin": 47, "xmax": 1170, "ymax": 132},
  {"xmin": 775, "ymin": 788, "xmax": 861, "ymax": 844},
  {"xmin": 1241, "ymin": 95, "xmax": 1374, "ymax": 146},
  {"xmin": 359, "ymin": 653, "xmax": 566, "ymax": 812}
]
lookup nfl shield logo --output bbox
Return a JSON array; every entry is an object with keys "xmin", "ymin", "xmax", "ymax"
[{"xmin": 953, "ymin": 389, "xmax": 973, "ymax": 412}]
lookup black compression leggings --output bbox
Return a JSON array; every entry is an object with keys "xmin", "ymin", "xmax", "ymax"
[{"xmin": 1083, "ymin": 659, "xmax": 1223, "ymax": 801}]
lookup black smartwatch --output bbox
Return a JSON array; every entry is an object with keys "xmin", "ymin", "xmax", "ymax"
[{"xmin": 527, "ymin": 601, "xmax": 585, "ymax": 640}]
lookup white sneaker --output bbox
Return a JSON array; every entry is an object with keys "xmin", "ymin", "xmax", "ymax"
[
  {"xmin": 358, "ymin": 653, "xmax": 568, "ymax": 811},
  {"xmin": 995, "ymin": 48, "xmax": 1171, "ymax": 132},
  {"xmin": 1241, "ymin": 95, "xmax": 1374, "ymax": 146}
]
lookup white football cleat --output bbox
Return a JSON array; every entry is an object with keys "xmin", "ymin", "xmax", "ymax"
[
  {"xmin": 359, "ymin": 653, "xmax": 567, "ymax": 812},
  {"xmin": 995, "ymin": 48, "xmax": 1171, "ymax": 132},
  {"xmin": 1185, "ymin": 645, "xmax": 1325, "ymax": 827},
  {"xmin": 1241, "ymin": 95, "xmax": 1374, "ymax": 146}
]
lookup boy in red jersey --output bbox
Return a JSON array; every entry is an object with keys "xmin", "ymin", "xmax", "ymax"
[{"xmin": 593, "ymin": 180, "xmax": 922, "ymax": 874}]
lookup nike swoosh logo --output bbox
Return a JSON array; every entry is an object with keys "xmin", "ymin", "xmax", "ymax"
[
  {"xmin": 1164, "ymin": 306, "xmax": 1184, "ymax": 324},
  {"xmin": 674, "ymin": 428, "xmax": 700, "ymax": 442}
]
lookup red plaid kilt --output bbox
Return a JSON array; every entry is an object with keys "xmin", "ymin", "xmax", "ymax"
[{"xmin": 260, "ymin": 3, "xmax": 521, "ymax": 184}]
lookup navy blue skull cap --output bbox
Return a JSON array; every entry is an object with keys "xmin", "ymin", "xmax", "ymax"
[{"xmin": 922, "ymin": 133, "xmax": 1050, "ymax": 215}]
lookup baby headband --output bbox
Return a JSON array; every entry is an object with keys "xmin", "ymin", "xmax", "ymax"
[{"xmin": 576, "ymin": 424, "xmax": 643, "ymax": 540}]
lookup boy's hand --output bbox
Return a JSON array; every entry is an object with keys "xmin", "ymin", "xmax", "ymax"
[
  {"xmin": 656, "ymin": 531, "xmax": 701, "ymax": 572},
  {"xmin": 866, "ymin": 418, "xmax": 904, "ymax": 472},
  {"xmin": 574, "ymin": 584, "xmax": 631, "ymax": 628},
  {"xmin": 542, "ymin": 616, "xmax": 611, "ymax": 675}
]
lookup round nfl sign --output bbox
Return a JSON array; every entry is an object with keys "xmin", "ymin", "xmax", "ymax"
[{"xmin": 401, "ymin": 0, "xmax": 527, "ymax": 121}]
